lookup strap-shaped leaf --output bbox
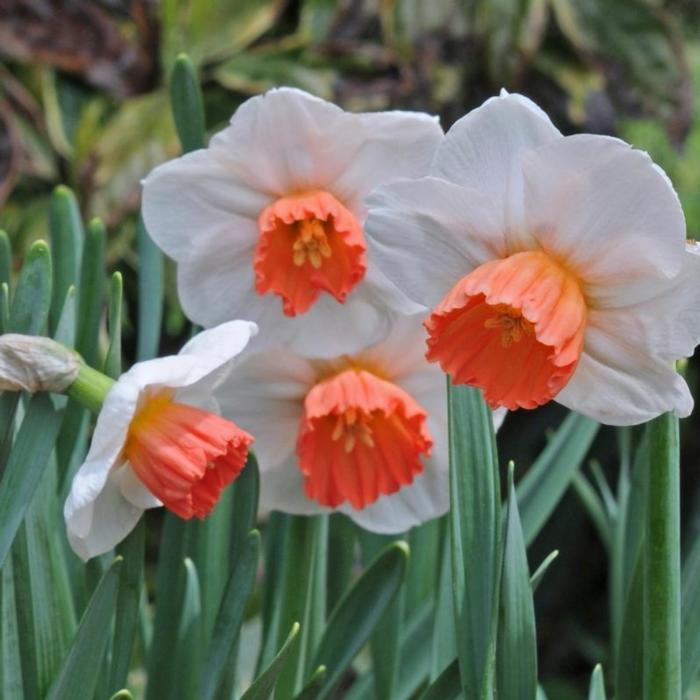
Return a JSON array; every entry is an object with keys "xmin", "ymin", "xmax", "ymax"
[
  {"xmin": 0, "ymin": 394, "xmax": 63, "ymax": 569},
  {"xmin": 136, "ymin": 216, "xmax": 164, "ymax": 362},
  {"xmin": 48, "ymin": 185, "xmax": 83, "ymax": 333},
  {"xmin": 0, "ymin": 230, "xmax": 10, "ymax": 286},
  {"xmin": 170, "ymin": 53, "xmax": 207, "ymax": 153},
  {"xmin": 200, "ymin": 529, "xmax": 261, "ymax": 700},
  {"xmin": 496, "ymin": 467, "xmax": 537, "ymax": 700},
  {"xmin": 242, "ymin": 623, "xmax": 301, "ymax": 700},
  {"xmin": 76, "ymin": 218, "xmax": 105, "ymax": 367},
  {"xmin": 418, "ymin": 658, "xmax": 460, "ymax": 700},
  {"xmin": 588, "ymin": 664, "xmax": 607, "ymax": 699},
  {"xmin": 447, "ymin": 381, "xmax": 501, "ymax": 698},
  {"xmin": 309, "ymin": 540, "xmax": 409, "ymax": 699},
  {"xmin": 46, "ymin": 557, "xmax": 122, "ymax": 700},
  {"xmin": 517, "ymin": 411, "xmax": 599, "ymax": 545}
]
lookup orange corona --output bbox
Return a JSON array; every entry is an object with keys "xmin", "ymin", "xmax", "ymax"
[
  {"xmin": 426, "ymin": 251, "xmax": 587, "ymax": 410},
  {"xmin": 254, "ymin": 190, "xmax": 366, "ymax": 316},
  {"xmin": 124, "ymin": 392, "xmax": 253, "ymax": 519},
  {"xmin": 297, "ymin": 368, "xmax": 432, "ymax": 509}
]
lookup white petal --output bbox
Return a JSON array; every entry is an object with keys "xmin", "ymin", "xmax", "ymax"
[
  {"xmin": 211, "ymin": 87, "xmax": 360, "ymax": 194},
  {"xmin": 341, "ymin": 456, "xmax": 449, "ymax": 533},
  {"xmin": 215, "ymin": 348, "xmax": 314, "ymax": 469},
  {"xmin": 66, "ymin": 466, "xmax": 144, "ymax": 560},
  {"xmin": 587, "ymin": 247, "xmax": 700, "ymax": 361},
  {"xmin": 64, "ymin": 379, "xmax": 138, "ymax": 541},
  {"xmin": 142, "ymin": 147, "xmax": 268, "ymax": 261},
  {"xmin": 521, "ymin": 134, "xmax": 686, "ymax": 284},
  {"xmin": 556, "ymin": 325, "xmax": 693, "ymax": 426},
  {"xmin": 329, "ymin": 110, "xmax": 443, "ymax": 212},
  {"xmin": 365, "ymin": 177, "xmax": 504, "ymax": 307},
  {"xmin": 258, "ymin": 457, "xmax": 329, "ymax": 517},
  {"xmin": 431, "ymin": 91, "xmax": 561, "ymax": 237},
  {"xmin": 120, "ymin": 465, "xmax": 162, "ymax": 509}
]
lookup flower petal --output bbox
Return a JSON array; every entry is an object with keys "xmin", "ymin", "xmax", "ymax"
[
  {"xmin": 431, "ymin": 91, "xmax": 561, "ymax": 237},
  {"xmin": 556, "ymin": 325, "xmax": 693, "ymax": 426},
  {"xmin": 365, "ymin": 177, "xmax": 504, "ymax": 307},
  {"xmin": 587, "ymin": 246, "xmax": 700, "ymax": 361},
  {"xmin": 340, "ymin": 458, "xmax": 448, "ymax": 533},
  {"xmin": 215, "ymin": 348, "xmax": 315, "ymax": 469},
  {"xmin": 521, "ymin": 134, "xmax": 686, "ymax": 284},
  {"xmin": 142, "ymin": 147, "xmax": 268, "ymax": 261},
  {"xmin": 329, "ymin": 110, "xmax": 443, "ymax": 212},
  {"xmin": 120, "ymin": 465, "xmax": 162, "ymax": 509},
  {"xmin": 258, "ymin": 456, "xmax": 329, "ymax": 517},
  {"xmin": 64, "ymin": 379, "xmax": 138, "ymax": 544},
  {"xmin": 66, "ymin": 466, "xmax": 144, "ymax": 560}
]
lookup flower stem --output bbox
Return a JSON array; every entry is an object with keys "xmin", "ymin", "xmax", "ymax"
[
  {"xmin": 66, "ymin": 364, "xmax": 116, "ymax": 414},
  {"xmin": 643, "ymin": 412, "xmax": 681, "ymax": 699}
]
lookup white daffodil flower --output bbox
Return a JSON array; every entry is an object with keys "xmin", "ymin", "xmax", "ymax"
[
  {"xmin": 64, "ymin": 321, "xmax": 257, "ymax": 560},
  {"xmin": 142, "ymin": 87, "xmax": 443, "ymax": 357},
  {"xmin": 365, "ymin": 90, "xmax": 700, "ymax": 425},
  {"xmin": 215, "ymin": 313, "xmax": 506, "ymax": 533}
]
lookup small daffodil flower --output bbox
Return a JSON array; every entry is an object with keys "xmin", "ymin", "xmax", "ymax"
[
  {"xmin": 64, "ymin": 321, "xmax": 257, "ymax": 560},
  {"xmin": 215, "ymin": 314, "xmax": 506, "ymax": 533},
  {"xmin": 142, "ymin": 88, "xmax": 442, "ymax": 357},
  {"xmin": 365, "ymin": 91, "xmax": 700, "ymax": 425}
]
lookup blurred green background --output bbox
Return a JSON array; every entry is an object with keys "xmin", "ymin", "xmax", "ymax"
[{"xmin": 2, "ymin": 1, "xmax": 700, "ymax": 697}]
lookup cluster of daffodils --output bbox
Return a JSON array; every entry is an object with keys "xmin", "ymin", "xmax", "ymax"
[{"xmin": 4, "ymin": 88, "xmax": 697, "ymax": 559}]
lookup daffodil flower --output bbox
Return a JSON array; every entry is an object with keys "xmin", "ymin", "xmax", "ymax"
[
  {"xmin": 214, "ymin": 314, "xmax": 506, "ymax": 532},
  {"xmin": 142, "ymin": 88, "xmax": 443, "ymax": 357},
  {"xmin": 64, "ymin": 321, "xmax": 257, "ymax": 560},
  {"xmin": 365, "ymin": 91, "xmax": 700, "ymax": 425}
]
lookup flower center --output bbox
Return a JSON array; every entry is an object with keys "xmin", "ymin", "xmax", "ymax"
[
  {"xmin": 425, "ymin": 251, "xmax": 587, "ymax": 410},
  {"xmin": 254, "ymin": 190, "xmax": 366, "ymax": 316},
  {"xmin": 297, "ymin": 368, "xmax": 432, "ymax": 509},
  {"xmin": 124, "ymin": 392, "xmax": 254, "ymax": 519}
]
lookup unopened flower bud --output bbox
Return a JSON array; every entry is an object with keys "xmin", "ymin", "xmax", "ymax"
[{"xmin": 0, "ymin": 334, "xmax": 81, "ymax": 394}]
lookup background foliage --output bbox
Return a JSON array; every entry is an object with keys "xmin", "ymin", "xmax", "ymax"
[{"xmin": 1, "ymin": 1, "xmax": 700, "ymax": 698}]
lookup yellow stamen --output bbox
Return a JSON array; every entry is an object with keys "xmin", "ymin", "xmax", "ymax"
[
  {"xmin": 330, "ymin": 408, "xmax": 375, "ymax": 454},
  {"xmin": 484, "ymin": 306, "xmax": 534, "ymax": 348},
  {"xmin": 293, "ymin": 219, "xmax": 333, "ymax": 268}
]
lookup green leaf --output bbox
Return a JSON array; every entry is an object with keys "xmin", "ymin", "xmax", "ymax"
[
  {"xmin": 76, "ymin": 218, "xmax": 105, "ymax": 367},
  {"xmin": 359, "ymin": 531, "xmax": 404, "ymax": 700},
  {"xmin": 231, "ymin": 452, "xmax": 261, "ymax": 567},
  {"xmin": 53, "ymin": 286, "xmax": 77, "ymax": 346},
  {"xmin": 48, "ymin": 185, "xmax": 83, "ymax": 333},
  {"xmin": 46, "ymin": 557, "xmax": 123, "ymax": 700},
  {"xmin": 242, "ymin": 623, "xmax": 301, "ymax": 700},
  {"xmin": 0, "ymin": 230, "xmax": 10, "ymax": 286},
  {"xmin": 681, "ymin": 522, "xmax": 700, "ymax": 691},
  {"xmin": 447, "ymin": 381, "xmax": 501, "ymax": 698},
  {"xmin": 201, "ymin": 529, "xmax": 261, "ymax": 700},
  {"xmin": 174, "ymin": 558, "xmax": 203, "ymax": 700},
  {"xmin": 0, "ymin": 283, "xmax": 8, "ymax": 335},
  {"xmin": 103, "ymin": 272, "xmax": 123, "ymax": 379},
  {"xmin": 293, "ymin": 666, "xmax": 326, "ymax": 700},
  {"xmin": 146, "ymin": 515, "xmax": 192, "ymax": 700},
  {"xmin": 572, "ymin": 471, "xmax": 611, "ymax": 550},
  {"xmin": 326, "ymin": 513, "xmax": 356, "ymax": 613},
  {"xmin": 588, "ymin": 664, "xmax": 607, "ymax": 699},
  {"xmin": 418, "ymin": 658, "xmax": 460, "ymax": 700},
  {"xmin": 643, "ymin": 413, "xmax": 681, "ymax": 697},
  {"xmin": 496, "ymin": 465, "xmax": 538, "ymax": 700},
  {"xmin": 170, "ymin": 54, "xmax": 206, "ymax": 153},
  {"xmin": 9, "ymin": 239, "xmax": 52, "ymax": 335},
  {"xmin": 530, "ymin": 550, "xmax": 559, "ymax": 592},
  {"xmin": 0, "ymin": 394, "xmax": 64, "ymax": 569},
  {"xmin": 136, "ymin": 216, "xmax": 164, "ymax": 361},
  {"xmin": 108, "ymin": 519, "xmax": 145, "ymax": 694},
  {"xmin": 518, "ymin": 412, "xmax": 599, "ymax": 545},
  {"xmin": 616, "ymin": 554, "xmax": 644, "ymax": 700},
  {"xmin": 1, "ymin": 556, "xmax": 24, "ymax": 700},
  {"xmin": 109, "ymin": 692, "xmax": 133, "ymax": 700},
  {"xmin": 274, "ymin": 516, "xmax": 328, "ymax": 699},
  {"xmin": 431, "ymin": 525, "xmax": 456, "ymax": 679},
  {"xmin": 12, "ymin": 454, "xmax": 77, "ymax": 699},
  {"xmin": 310, "ymin": 540, "xmax": 409, "ymax": 699}
]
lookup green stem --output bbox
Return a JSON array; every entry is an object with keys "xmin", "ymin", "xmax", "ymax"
[
  {"xmin": 643, "ymin": 412, "xmax": 681, "ymax": 699},
  {"xmin": 66, "ymin": 364, "xmax": 115, "ymax": 414}
]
